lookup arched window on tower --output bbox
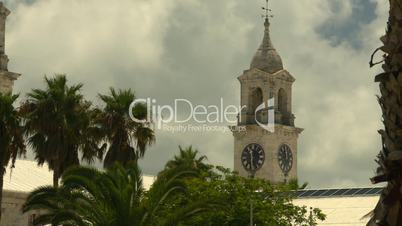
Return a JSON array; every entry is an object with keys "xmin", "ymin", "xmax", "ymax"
[
  {"xmin": 278, "ymin": 88, "xmax": 287, "ymax": 115},
  {"xmin": 248, "ymin": 87, "xmax": 263, "ymax": 122}
]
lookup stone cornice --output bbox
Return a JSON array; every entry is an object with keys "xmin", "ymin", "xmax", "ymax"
[
  {"xmin": 230, "ymin": 124, "xmax": 303, "ymax": 137},
  {"xmin": 0, "ymin": 71, "xmax": 21, "ymax": 80},
  {"xmin": 0, "ymin": 3, "xmax": 10, "ymax": 17},
  {"xmin": 238, "ymin": 68, "xmax": 295, "ymax": 83}
]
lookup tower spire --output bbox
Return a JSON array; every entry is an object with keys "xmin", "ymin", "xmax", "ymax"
[{"xmin": 250, "ymin": 0, "xmax": 283, "ymax": 74}]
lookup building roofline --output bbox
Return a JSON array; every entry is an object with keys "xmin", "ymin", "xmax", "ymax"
[{"xmin": 295, "ymin": 187, "xmax": 383, "ymax": 199}]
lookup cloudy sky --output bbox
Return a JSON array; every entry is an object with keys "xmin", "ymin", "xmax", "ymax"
[{"xmin": 3, "ymin": 0, "xmax": 389, "ymax": 188}]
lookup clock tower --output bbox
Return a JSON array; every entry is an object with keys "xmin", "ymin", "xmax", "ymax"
[
  {"xmin": 232, "ymin": 15, "xmax": 303, "ymax": 183},
  {"xmin": 0, "ymin": 3, "xmax": 20, "ymax": 94}
]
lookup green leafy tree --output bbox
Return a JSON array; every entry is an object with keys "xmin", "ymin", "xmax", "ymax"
[
  {"xmin": 162, "ymin": 146, "xmax": 212, "ymax": 175},
  {"xmin": 288, "ymin": 178, "xmax": 309, "ymax": 190},
  {"xmin": 97, "ymin": 88, "xmax": 155, "ymax": 168},
  {"xmin": 0, "ymin": 93, "xmax": 25, "ymax": 221},
  {"xmin": 170, "ymin": 167, "xmax": 325, "ymax": 226},
  {"xmin": 22, "ymin": 162, "xmax": 215, "ymax": 226},
  {"xmin": 20, "ymin": 75, "xmax": 103, "ymax": 187}
]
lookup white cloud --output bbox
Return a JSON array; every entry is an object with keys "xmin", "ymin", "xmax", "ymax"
[
  {"xmin": 3, "ymin": 0, "xmax": 389, "ymax": 188},
  {"xmin": 7, "ymin": 0, "xmax": 175, "ymax": 96}
]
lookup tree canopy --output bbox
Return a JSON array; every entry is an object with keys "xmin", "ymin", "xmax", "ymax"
[
  {"xmin": 97, "ymin": 88, "xmax": 155, "ymax": 168},
  {"xmin": 160, "ymin": 166, "xmax": 325, "ymax": 226},
  {"xmin": 22, "ymin": 162, "xmax": 215, "ymax": 226},
  {"xmin": 20, "ymin": 75, "xmax": 103, "ymax": 187},
  {"xmin": 0, "ymin": 93, "xmax": 26, "ymax": 220}
]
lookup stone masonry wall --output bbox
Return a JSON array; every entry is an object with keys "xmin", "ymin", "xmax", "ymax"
[
  {"xmin": 0, "ymin": 74, "xmax": 13, "ymax": 94},
  {"xmin": 1, "ymin": 190, "xmax": 42, "ymax": 226}
]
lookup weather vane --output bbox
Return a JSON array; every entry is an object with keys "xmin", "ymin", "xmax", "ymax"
[{"xmin": 262, "ymin": 0, "xmax": 274, "ymax": 21}]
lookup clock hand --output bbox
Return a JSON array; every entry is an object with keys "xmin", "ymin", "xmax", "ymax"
[{"xmin": 250, "ymin": 150, "xmax": 254, "ymax": 170}]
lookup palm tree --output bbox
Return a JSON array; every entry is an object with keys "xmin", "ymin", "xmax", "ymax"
[
  {"xmin": 20, "ymin": 75, "xmax": 103, "ymax": 187},
  {"xmin": 97, "ymin": 88, "xmax": 155, "ymax": 168},
  {"xmin": 164, "ymin": 146, "xmax": 212, "ymax": 174},
  {"xmin": 0, "ymin": 93, "xmax": 25, "ymax": 220},
  {"xmin": 368, "ymin": 1, "xmax": 402, "ymax": 225},
  {"xmin": 22, "ymin": 162, "xmax": 214, "ymax": 226}
]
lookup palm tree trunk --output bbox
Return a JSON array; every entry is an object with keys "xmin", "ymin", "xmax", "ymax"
[
  {"xmin": 0, "ymin": 169, "xmax": 5, "ymax": 222},
  {"xmin": 369, "ymin": 0, "xmax": 402, "ymax": 225},
  {"xmin": 53, "ymin": 168, "xmax": 59, "ymax": 188}
]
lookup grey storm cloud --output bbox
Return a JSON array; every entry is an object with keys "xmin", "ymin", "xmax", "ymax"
[{"xmin": 3, "ymin": 0, "xmax": 388, "ymax": 188}]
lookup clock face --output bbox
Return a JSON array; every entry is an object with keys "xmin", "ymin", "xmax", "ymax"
[
  {"xmin": 278, "ymin": 144, "xmax": 293, "ymax": 175},
  {"xmin": 241, "ymin": 143, "xmax": 265, "ymax": 172}
]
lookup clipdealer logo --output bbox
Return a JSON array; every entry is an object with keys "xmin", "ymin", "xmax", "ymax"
[
  {"xmin": 129, "ymin": 98, "xmax": 275, "ymax": 133},
  {"xmin": 255, "ymin": 98, "xmax": 275, "ymax": 133}
]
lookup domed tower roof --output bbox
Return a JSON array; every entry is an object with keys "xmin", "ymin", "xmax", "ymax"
[{"xmin": 250, "ymin": 18, "xmax": 283, "ymax": 74}]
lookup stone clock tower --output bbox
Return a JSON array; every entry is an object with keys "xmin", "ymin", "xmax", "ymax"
[
  {"xmin": 0, "ymin": 3, "xmax": 20, "ymax": 94},
  {"xmin": 232, "ymin": 17, "xmax": 303, "ymax": 183}
]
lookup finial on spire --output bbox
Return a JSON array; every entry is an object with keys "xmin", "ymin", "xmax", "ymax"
[{"xmin": 262, "ymin": 0, "xmax": 274, "ymax": 23}]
